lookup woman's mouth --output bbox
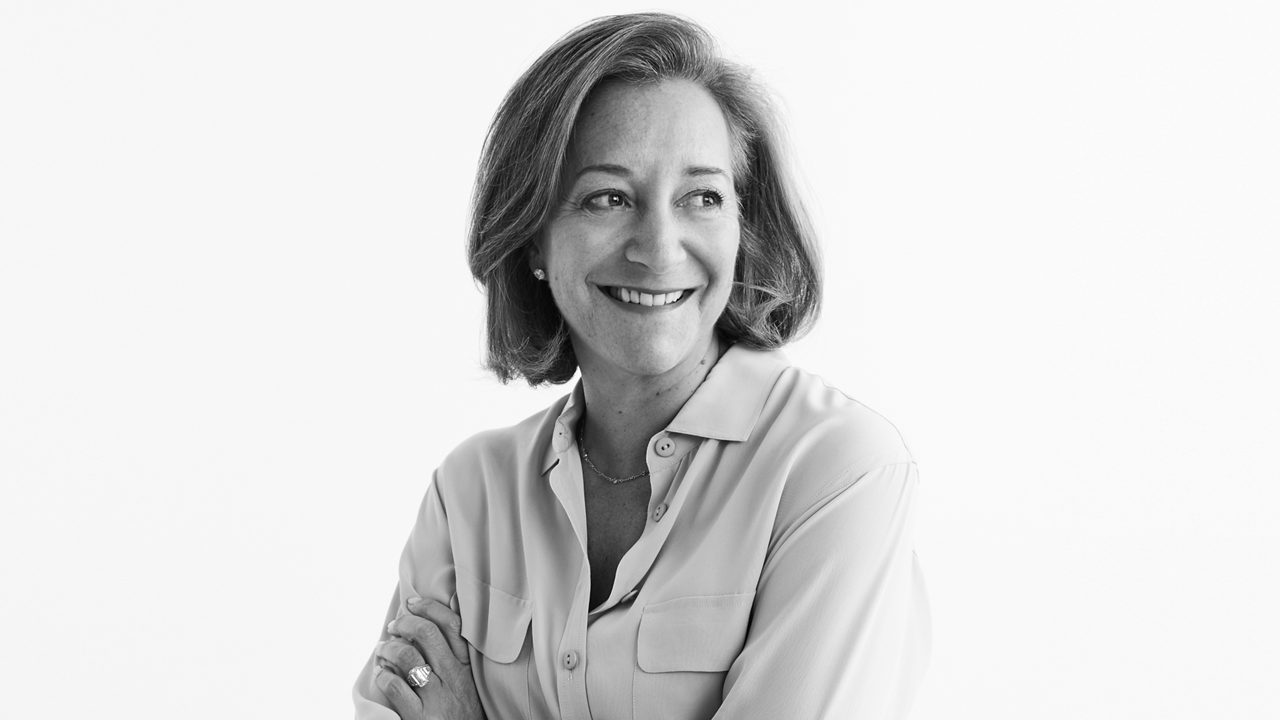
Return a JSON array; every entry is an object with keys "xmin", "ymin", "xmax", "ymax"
[{"xmin": 601, "ymin": 286, "xmax": 690, "ymax": 308}]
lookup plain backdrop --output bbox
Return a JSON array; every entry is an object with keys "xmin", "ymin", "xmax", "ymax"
[{"xmin": 2, "ymin": 1, "xmax": 1277, "ymax": 718}]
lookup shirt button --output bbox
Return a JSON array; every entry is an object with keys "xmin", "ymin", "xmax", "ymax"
[
  {"xmin": 652, "ymin": 503, "xmax": 668, "ymax": 522},
  {"xmin": 655, "ymin": 436, "xmax": 676, "ymax": 457},
  {"xmin": 562, "ymin": 650, "xmax": 579, "ymax": 670}
]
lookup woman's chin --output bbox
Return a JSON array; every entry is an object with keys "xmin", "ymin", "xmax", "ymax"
[
  {"xmin": 596, "ymin": 339, "xmax": 705, "ymax": 380},
  {"xmin": 615, "ymin": 356, "xmax": 683, "ymax": 379}
]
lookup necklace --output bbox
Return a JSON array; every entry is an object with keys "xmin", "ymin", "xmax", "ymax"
[{"xmin": 577, "ymin": 425, "xmax": 650, "ymax": 485}]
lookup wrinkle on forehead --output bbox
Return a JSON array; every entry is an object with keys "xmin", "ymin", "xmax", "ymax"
[{"xmin": 564, "ymin": 78, "xmax": 736, "ymax": 180}]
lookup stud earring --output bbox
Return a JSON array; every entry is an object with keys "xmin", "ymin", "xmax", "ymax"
[{"xmin": 533, "ymin": 268, "xmax": 547, "ymax": 281}]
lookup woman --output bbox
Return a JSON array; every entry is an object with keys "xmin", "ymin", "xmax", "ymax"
[{"xmin": 354, "ymin": 12, "xmax": 929, "ymax": 720}]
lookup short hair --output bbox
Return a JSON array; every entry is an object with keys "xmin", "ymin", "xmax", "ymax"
[{"xmin": 467, "ymin": 12, "xmax": 822, "ymax": 386}]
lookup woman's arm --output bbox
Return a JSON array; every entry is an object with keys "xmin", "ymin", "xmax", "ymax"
[
  {"xmin": 353, "ymin": 473, "xmax": 459, "ymax": 719},
  {"xmin": 715, "ymin": 461, "xmax": 931, "ymax": 719}
]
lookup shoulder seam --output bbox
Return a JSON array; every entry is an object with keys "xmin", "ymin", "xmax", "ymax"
[{"xmin": 766, "ymin": 460, "xmax": 916, "ymax": 561}]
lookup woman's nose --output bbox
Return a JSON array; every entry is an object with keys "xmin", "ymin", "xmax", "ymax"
[{"xmin": 624, "ymin": 205, "xmax": 687, "ymax": 271}]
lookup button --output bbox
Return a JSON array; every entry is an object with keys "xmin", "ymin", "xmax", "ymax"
[
  {"xmin": 562, "ymin": 650, "xmax": 579, "ymax": 670},
  {"xmin": 621, "ymin": 588, "xmax": 639, "ymax": 603},
  {"xmin": 652, "ymin": 503, "xmax": 668, "ymax": 522},
  {"xmin": 552, "ymin": 423, "xmax": 571, "ymax": 452},
  {"xmin": 655, "ymin": 436, "xmax": 676, "ymax": 457}
]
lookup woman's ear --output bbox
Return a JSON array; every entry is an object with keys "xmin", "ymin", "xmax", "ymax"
[{"xmin": 526, "ymin": 242, "xmax": 545, "ymax": 276}]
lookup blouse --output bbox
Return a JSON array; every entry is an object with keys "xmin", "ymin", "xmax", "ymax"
[{"xmin": 353, "ymin": 345, "xmax": 930, "ymax": 719}]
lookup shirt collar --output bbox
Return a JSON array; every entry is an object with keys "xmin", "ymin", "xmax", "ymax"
[
  {"xmin": 665, "ymin": 344, "xmax": 789, "ymax": 442},
  {"xmin": 540, "ymin": 344, "xmax": 788, "ymax": 474},
  {"xmin": 541, "ymin": 382, "xmax": 585, "ymax": 475}
]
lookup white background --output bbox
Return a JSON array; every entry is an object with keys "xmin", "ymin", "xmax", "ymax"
[{"xmin": 2, "ymin": 1, "xmax": 1277, "ymax": 718}]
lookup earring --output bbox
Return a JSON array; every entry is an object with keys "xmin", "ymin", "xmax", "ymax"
[{"xmin": 533, "ymin": 268, "xmax": 547, "ymax": 281}]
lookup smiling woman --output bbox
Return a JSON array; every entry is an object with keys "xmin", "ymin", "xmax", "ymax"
[
  {"xmin": 354, "ymin": 12, "xmax": 929, "ymax": 720},
  {"xmin": 535, "ymin": 79, "xmax": 741, "ymax": 384}
]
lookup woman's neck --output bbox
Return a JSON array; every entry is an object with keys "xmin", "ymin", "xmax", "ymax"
[{"xmin": 576, "ymin": 337, "xmax": 724, "ymax": 478}]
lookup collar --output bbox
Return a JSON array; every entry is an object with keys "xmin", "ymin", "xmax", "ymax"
[
  {"xmin": 539, "ymin": 344, "xmax": 789, "ymax": 474},
  {"xmin": 665, "ymin": 344, "xmax": 789, "ymax": 441}
]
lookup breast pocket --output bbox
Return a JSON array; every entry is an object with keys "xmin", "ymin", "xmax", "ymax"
[
  {"xmin": 455, "ymin": 568, "xmax": 533, "ymax": 720},
  {"xmin": 634, "ymin": 592, "xmax": 755, "ymax": 720}
]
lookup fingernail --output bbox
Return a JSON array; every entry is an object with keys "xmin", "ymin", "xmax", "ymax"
[
  {"xmin": 387, "ymin": 620, "xmax": 396, "ymax": 633},
  {"xmin": 407, "ymin": 596, "xmax": 422, "ymax": 606}
]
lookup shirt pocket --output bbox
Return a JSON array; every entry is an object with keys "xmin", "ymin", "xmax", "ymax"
[
  {"xmin": 634, "ymin": 592, "xmax": 755, "ymax": 720},
  {"xmin": 455, "ymin": 568, "xmax": 533, "ymax": 720}
]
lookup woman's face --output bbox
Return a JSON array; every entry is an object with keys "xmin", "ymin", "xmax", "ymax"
[{"xmin": 534, "ymin": 79, "xmax": 740, "ymax": 381}]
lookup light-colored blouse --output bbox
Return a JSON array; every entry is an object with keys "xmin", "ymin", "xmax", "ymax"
[{"xmin": 353, "ymin": 345, "xmax": 930, "ymax": 719}]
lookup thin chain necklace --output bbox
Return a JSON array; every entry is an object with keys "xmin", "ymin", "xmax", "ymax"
[{"xmin": 577, "ymin": 423, "xmax": 649, "ymax": 485}]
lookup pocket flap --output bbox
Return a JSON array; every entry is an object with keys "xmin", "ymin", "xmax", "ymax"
[
  {"xmin": 637, "ymin": 592, "xmax": 755, "ymax": 673},
  {"xmin": 455, "ymin": 569, "xmax": 533, "ymax": 664}
]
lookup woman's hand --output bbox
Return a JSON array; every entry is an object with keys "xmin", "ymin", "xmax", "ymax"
[{"xmin": 375, "ymin": 596, "xmax": 485, "ymax": 720}]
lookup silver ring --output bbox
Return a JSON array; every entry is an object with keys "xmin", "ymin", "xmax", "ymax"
[{"xmin": 407, "ymin": 664, "xmax": 432, "ymax": 688}]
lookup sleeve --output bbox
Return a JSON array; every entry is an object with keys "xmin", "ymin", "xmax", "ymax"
[
  {"xmin": 714, "ymin": 461, "xmax": 931, "ymax": 720},
  {"xmin": 352, "ymin": 472, "xmax": 458, "ymax": 719}
]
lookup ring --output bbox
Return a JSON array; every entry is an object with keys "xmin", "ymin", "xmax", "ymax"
[{"xmin": 407, "ymin": 664, "xmax": 432, "ymax": 688}]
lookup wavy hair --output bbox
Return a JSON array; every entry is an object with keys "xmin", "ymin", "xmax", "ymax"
[{"xmin": 467, "ymin": 12, "xmax": 822, "ymax": 385}]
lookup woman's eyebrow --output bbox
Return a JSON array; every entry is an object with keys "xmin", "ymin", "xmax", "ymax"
[
  {"xmin": 573, "ymin": 164, "xmax": 729, "ymax": 179},
  {"xmin": 685, "ymin": 165, "xmax": 728, "ymax": 178},
  {"xmin": 575, "ymin": 163, "xmax": 632, "ymax": 179}
]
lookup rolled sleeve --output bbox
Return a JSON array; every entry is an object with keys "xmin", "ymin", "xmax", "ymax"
[{"xmin": 716, "ymin": 461, "xmax": 931, "ymax": 719}]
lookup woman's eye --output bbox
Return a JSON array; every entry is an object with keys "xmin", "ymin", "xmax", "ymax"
[
  {"xmin": 687, "ymin": 189, "xmax": 725, "ymax": 209},
  {"xmin": 584, "ymin": 191, "xmax": 628, "ymax": 211}
]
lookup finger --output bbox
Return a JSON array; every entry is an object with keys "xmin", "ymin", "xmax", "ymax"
[
  {"xmin": 375, "ymin": 638, "xmax": 427, "ymax": 678},
  {"xmin": 388, "ymin": 615, "xmax": 456, "ymax": 686},
  {"xmin": 388, "ymin": 614, "xmax": 466, "ymax": 692},
  {"xmin": 375, "ymin": 665, "xmax": 423, "ymax": 718},
  {"xmin": 406, "ymin": 596, "xmax": 470, "ymax": 665}
]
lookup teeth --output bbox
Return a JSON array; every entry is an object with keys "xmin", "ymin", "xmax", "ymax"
[{"xmin": 610, "ymin": 287, "xmax": 684, "ymax": 306}]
